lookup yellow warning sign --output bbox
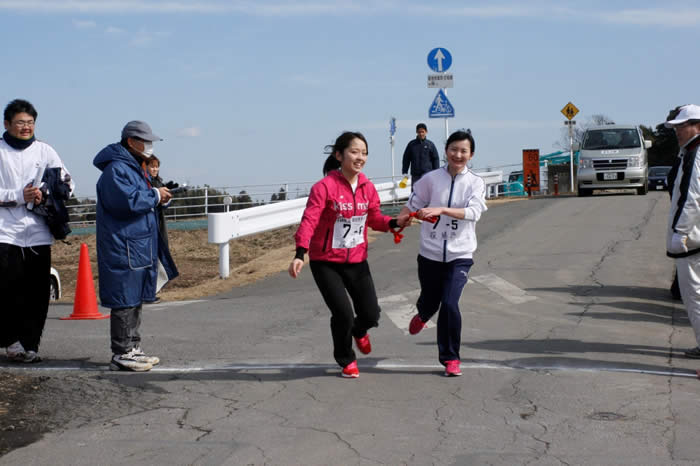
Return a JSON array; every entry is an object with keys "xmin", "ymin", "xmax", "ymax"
[{"xmin": 561, "ymin": 102, "xmax": 579, "ymax": 120}]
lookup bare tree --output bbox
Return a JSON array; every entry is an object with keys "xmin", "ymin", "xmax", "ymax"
[{"xmin": 555, "ymin": 114, "xmax": 615, "ymax": 150}]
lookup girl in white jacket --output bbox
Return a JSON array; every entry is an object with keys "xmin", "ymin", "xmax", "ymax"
[{"xmin": 398, "ymin": 129, "xmax": 487, "ymax": 377}]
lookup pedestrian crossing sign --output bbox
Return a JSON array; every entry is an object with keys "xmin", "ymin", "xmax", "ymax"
[
  {"xmin": 561, "ymin": 102, "xmax": 579, "ymax": 120},
  {"xmin": 429, "ymin": 89, "xmax": 454, "ymax": 118}
]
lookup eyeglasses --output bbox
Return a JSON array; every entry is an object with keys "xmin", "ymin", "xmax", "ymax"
[
  {"xmin": 12, "ymin": 119, "xmax": 35, "ymax": 128},
  {"xmin": 457, "ymin": 128, "xmax": 472, "ymax": 135}
]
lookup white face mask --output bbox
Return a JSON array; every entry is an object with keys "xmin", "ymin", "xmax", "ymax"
[{"xmin": 142, "ymin": 141, "xmax": 154, "ymax": 156}]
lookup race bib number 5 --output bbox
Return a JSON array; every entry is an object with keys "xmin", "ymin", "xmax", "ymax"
[{"xmin": 332, "ymin": 214, "xmax": 367, "ymax": 249}]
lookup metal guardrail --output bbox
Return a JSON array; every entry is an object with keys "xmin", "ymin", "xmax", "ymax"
[
  {"xmin": 66, "ymin": 170, "xmax": 509, "ymax": 227},
  {"xmin": 208, "ymin": 172, "xmax": 504, "ymax": 278}
]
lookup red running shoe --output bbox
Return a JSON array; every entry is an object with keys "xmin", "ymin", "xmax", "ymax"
[
  {"xmin": 444, "ymin": 360, "xmax": 462, "ymax": 377},
  {"xmin": 409, "ymin": 314, "xmax": 427, "ymax": 335},
  {"xmin": 354, "ymin": 334, "xmax": 372, "ymax": 354},
  {"xmin": 342, "ymin": 360, "xmax": 359, "ymax": 378}
]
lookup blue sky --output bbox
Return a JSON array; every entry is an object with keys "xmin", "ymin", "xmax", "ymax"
[{"xmin": 2, "ymin": 0, "xmax": 699, "ymax": 197}]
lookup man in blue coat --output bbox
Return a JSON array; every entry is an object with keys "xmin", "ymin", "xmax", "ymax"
[{"xmin": 94, "ymin": 120, "xmax": 178, "ymax": 371}]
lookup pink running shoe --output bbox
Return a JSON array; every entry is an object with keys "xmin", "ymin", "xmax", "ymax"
[
  {"xmin": 342, "ymin": 360, "xmax": 359, "ymax": 378},
  {"xmin": 354, "ymin": 334, "xmax": 372, "ymax": 354},
  {"xmin": 409, "ymin": 314, "xmax": 427, "ymax": 335},
  {"xmin": 444, "ymin": 360, "xmax": 462, "ymax": 377}
]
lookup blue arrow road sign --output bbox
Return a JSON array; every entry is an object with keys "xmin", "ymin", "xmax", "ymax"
[
  {"xmin": 429, "ymin": 89, "xmax": 454, "ymax": 118},
  {"xmin": 390, "ymin": 117, "xmax": 396, "ymax": 136},
  {"xmin": 427, "ymin": 47, "xmax": 452, "ymax": 72}
]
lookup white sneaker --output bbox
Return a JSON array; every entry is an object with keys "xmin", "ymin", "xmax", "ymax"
[
  {"xmin": 6, "ymin": 341, "xmax": 26, "ymax": 362},
  {"xmin": 21, "ymin": 350, "xmax": 42, "ymax": 363},
  {"xmin": 110, "ymin": 349, "xmax": 153, "ymax": 372},
  {"xmin": 132, "ymin": 346, "xmax": 160, "ymax": 365}
]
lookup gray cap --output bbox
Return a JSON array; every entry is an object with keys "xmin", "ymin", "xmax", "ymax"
[{"xmin": 121, "ymin": 120, "xmax": 162, "ymax": 141}]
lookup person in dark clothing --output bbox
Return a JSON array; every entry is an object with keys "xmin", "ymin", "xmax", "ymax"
[
  {"xmin": 147, "ymin": 156, "xmax": 169, "ymax": 249},
  {"xmin": 402, "ymin": 123, "xmax": 440, "ymax": 190}
]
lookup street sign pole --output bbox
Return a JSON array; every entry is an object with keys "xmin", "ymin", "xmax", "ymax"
[
  {"xmin": 389, "ymin": 117, "xmax": 397, "ymax": 181},
  {"xmin": 560, "ymin": 102, "xmax": 580, "ymax": 193},
  {"xmin": 569, "ymin": 122, "xmax": 574, "ymax": 191},
  {"xmin": 444, "ymin": 89, "xmax": 449, "ymax": 143}
]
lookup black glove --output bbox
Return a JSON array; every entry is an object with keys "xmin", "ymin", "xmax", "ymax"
[{"xmin": 165, "ymin": 181, "xmax": 179, "ymax": 189}]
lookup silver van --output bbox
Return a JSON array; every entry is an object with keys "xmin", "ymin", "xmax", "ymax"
[{"xmin": 576, "ymin": 125, "xmax": 652, "ymax": 196}]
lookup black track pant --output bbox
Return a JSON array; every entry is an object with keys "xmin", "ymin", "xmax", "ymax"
[
  {"xmin": 310, "ymin": 260, "xmax": 381, "ymax": 368},
  {"xmin": 0, "ymin": 243, "xmax": 51, "ymax": 352}
]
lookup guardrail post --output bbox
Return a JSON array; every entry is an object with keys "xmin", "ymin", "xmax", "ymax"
[
  {"xmin": 204, "ymin": 187, "xmax": 208, "ymax": 215},
  {"xmin": 219, "ymin": 242, "xmax": 230, "ymax": 278}
]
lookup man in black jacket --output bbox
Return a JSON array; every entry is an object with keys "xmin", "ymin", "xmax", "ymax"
[{"xmin": 402, "ymin": 123, "xmax": 440, "ymax": 190}]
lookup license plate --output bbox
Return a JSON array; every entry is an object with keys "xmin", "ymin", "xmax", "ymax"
[
  {"xmin": 603, "ymin": 172, "xmax": 618, "ymax": 180},
  {"xmin": 656, "ymin": 185, "xmax": 663, "ymax": 190}
]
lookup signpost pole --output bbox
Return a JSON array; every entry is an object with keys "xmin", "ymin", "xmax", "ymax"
[
  {"xmin": 391, "ymin": 136, "xmax": 395, "ymax": 181},
  {"xmin": 560, "ymin": 102, "xmax": 580, "ymax": 193},
  {"xmin": 444, "ymin": 89, "xmax": 449, "ymax": 143},
  {"xmin": 390, "ymin": 117, "xmax": 396, "ymax": 181},
  {"xmin": 569, "ymin": 123, "xmax": 574, "ymax": 192}
]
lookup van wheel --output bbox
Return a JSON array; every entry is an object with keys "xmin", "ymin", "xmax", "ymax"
[
  {"xmin": 637, "ymin": 183, "xmax": 648, "ymax": 195},
  {"xmin": 578, "ymin": 187, "xmax": 592, "ymax": 197}
]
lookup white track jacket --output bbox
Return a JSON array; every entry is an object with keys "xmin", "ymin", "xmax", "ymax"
[
  {"xmin": 406, "ymin": 166, "xmax": 487, "ymax": 262},
  {"xmin": 0, "ymin": 138, "xmax": 73, "ymax": 247},
  {"xmin": 668, "ymin": 137, "xmax": 700, "ymax": 258}
]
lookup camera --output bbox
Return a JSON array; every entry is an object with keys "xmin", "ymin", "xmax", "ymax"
[{"xmin": 165, "ymin": 181, "xmax": 188, "ymax": 194}]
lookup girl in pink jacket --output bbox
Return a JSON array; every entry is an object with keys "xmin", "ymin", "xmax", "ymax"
[{"xmin": 289, "ymin": 131, "xmax": 407, "ymax": 378}]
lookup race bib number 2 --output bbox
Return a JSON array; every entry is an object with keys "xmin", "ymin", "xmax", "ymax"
[{"xmin": 332, "ymin": 214, "xmax": 367, "ymax": 248}]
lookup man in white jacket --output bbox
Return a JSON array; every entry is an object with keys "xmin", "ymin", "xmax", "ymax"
[
  {"xmin": 665, "ymin": 104, "xmax": 700, "ymax": 359},
  {"xmin": 0, "ymin": 99, "xmax": 73, "ymax": 363}
]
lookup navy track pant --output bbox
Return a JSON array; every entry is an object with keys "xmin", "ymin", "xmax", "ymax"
[{"xmin": 416, "ymin": 254, "xmax": 473, "ymax": 364}]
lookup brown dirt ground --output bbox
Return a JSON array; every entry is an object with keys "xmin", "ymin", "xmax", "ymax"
[{"xmin": 52, "ymin": 224, "xmax": 299, "ymax": 304}]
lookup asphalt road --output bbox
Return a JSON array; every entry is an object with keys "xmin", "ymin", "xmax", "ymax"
[{"xmin": 2, "ymin": 191, "xmax": 699, "ymax": 465}]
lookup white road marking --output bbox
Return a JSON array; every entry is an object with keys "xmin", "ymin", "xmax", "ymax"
[
  {"xmin": 379, "ymin": 294, "xmax": 435, "ymax": 334},
  {"xmin": 470, "ymin": 273, "xmax": 537, "ymax": 304},
  {"xmin": 143, "ymin": 299, "xmax": 207, "ymax": 309},
  {"xmin": 5, "ymin": 361, "xmax": 697, "ymax": 379}
]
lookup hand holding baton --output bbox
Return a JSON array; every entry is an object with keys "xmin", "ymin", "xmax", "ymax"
[{"xmin": 391, "ymin": 212, "xmax": 437, "ymax": 244}]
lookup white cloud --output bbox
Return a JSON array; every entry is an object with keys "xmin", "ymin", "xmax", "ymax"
[
  {"xmin": 601, "ymin": 8, "xmax": 700, "ymax": 27},
  {"xmin": 71, "ymin": 18, "xmax": 96, "ymax": 28},
  {"xmin": 177, "ymin": 127, "xmax": 202, "ymax": 138},
  {"xmin": 1, "ymin": 1, "xmax": 699, "ymax": 27},
  {"xmin": 105, "ymin": 26, "xmax": 125, "ymax": 34},
  {"xmin": 129, "ymin": 29, "xmax": 170, "ymax": 47}
]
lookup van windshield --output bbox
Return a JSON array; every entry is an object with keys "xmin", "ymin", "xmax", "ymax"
[{"xmin": 583, "ymin": 129, "xmax": 641, "ymax": 150}]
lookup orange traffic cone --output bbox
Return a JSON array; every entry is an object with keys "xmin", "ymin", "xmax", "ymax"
[{"xmin": 61, "ymin": 243, "xmax": 109, "ymax": 320}]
